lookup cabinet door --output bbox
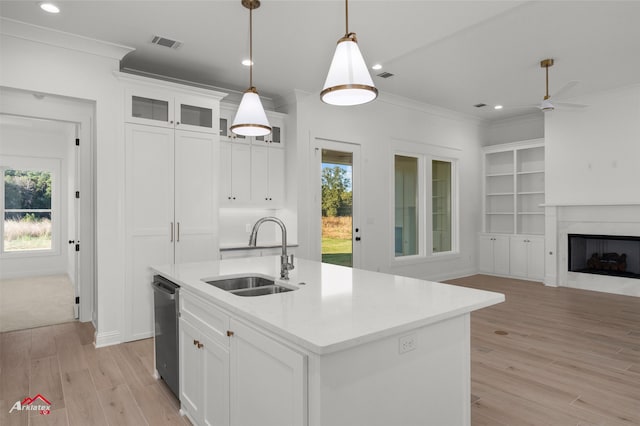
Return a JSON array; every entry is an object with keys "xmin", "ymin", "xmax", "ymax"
[
  {"xmin": 174, "ymin": 130, "xmax": 217, "ymax": 263},
  {"xmin": 251, "ymin": 145, "xmax": 269, "ymax": 203},
  {"xmin": 230, "ymin": 319, "xmax": 306, "ymax": 426},
  {"xmin": 268, "ymin": 148, "xmax": 285, "ymax": 205},
  {"xmin": 125, "ymin": 88, "xmax": 174, "ymax": 127},
  {"xmin": 202, "ymin": 333, "xmax": 231, "ymax": 426},
  {"xmin": 180, "ymin": 318, "xmax": 204, "ymax": 424},
  {"xmin": 478, "ymin": 235, "xmax": 495, "ymax": 273},
  {"xmin": 509, "ymin": 237, "xmax": 528, "ymax": 277},
  {"xmin": 175, "ymin": 94, "xmax": 218, "ymax": 134},
  {"xmin": 527, "ymin": 237, "xmax": 545, "ymax": 280},
  {"xmin": 493, "ymin": 235, "xmax": 510, "ymax": 275},
  {"xmin": 231, "ymin": 143, "xmax": 251, "ymax": 203},
  {"xmin": 220, "ymin": 142, "xmax": 233, "ymax": 204},
  {"xmin": 125, "ymin": 124, "xmax": 174, "ymax": 341}
]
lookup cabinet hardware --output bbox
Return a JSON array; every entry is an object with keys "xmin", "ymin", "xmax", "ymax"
[
  {"xmin": 227, "ymin": 330, "xmax": 234, "ymax": 337},
  {"xmin": 177, "ymin": 222, "xmax": 180, "ymax": 242},
  {"xmin": 170, "ymin": 222, "xmax": 174, "ymax": 242},
  {"xmin": 196, "ymin": 342, "xmax": 204, "ymax": 349},
  {"xmin": 176, "ymin": 122, "xmax": 180, "ymax": 125},
  {"xmin": 193, "ymin": 339, "xmax": 199, "ymax": 346}
]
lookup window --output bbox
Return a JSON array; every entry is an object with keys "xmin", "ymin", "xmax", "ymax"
[
  {"xmin": 393, "ymin": 153, "xmax": 457, "ymax": 259},
  {"xmin": 1, "ymin": 157, "xmax": 59, "ymax": 255},
  {"xmin": 432, "ymin": 160, "xmax": 452, "ymax": 253},
  {"xmin": 395, "ymin": 155, "xmax": 419, "ymax": 256}
]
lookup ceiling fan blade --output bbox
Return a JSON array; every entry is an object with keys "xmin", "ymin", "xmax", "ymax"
[
  {"xmin": 551, "ymin": 80, "xmax": 579, "ymax": 100},
  {"xmin": 554, "ymin": 101, "xmax": 588, "ymax": 109}
]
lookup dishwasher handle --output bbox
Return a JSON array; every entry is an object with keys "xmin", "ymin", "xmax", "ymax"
[{"xmin": 152, "ymin": 280, "xmax": 177, "ymax": 300}]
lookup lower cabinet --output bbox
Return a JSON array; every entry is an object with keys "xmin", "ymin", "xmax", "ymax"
[
  {"xmin": 180, "ymin": 318, "xmax": 230, "ymax": 426},
  {"xmin": 179, "ymin": 291, "xmax": 306, "ymax": 426},
  {"xmin": 509, "ymin": 235, "xmax": 545, "ymax": 280},
  {"xmin": 478, "ymin": 234, "xmax": 510, "ymax": 275}
]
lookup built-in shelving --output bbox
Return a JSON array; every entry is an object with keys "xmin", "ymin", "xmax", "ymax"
[{"xmin": 483, "ymin": 140, "xmax": 545, "ymax": 235}]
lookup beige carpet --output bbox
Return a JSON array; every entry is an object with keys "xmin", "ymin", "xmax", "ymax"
[{"xmin": 0, "ymin": 274, "xmax": 75, "ymax": 332}]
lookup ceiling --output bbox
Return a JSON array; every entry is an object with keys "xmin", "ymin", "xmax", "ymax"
[{"xmin": 1, "ymin": 1, "xmax": 640, "ymax": 120}]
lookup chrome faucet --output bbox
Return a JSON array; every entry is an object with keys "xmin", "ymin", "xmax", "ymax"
[{"xmin": 249, "ymin": 217, "xmax": 294, "ymax": 280}]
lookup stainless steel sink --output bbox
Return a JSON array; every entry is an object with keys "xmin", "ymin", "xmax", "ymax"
[
  {"xmin": 229, "ymin": 285, "xmax": 294, "ymax": 297},
  {"xmin": 203, "ymin": 275, "xmax": 297, "ymax": 297},
  {"xmin": 204, "ymin": 276, "xmax": 274, "ymax": 291}
]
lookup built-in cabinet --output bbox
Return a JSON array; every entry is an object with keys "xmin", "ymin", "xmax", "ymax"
[
  {"xmin": 219, "ymin": 105, "xmax": 286, "ymax": 208},
  {"xmin": 180, "ymin": 290, "xmax": 306, "ymax": 426},
  {"xmin": 480, "ymin": 139, "xmax": 545, "ymax": 281},
  {"xmin": 122, "ymin": 74, "xmax": 226, "ymax": 341},
  {"xmin": 478, "ymin": 234, "xmax": 510, "ymax": 275}
]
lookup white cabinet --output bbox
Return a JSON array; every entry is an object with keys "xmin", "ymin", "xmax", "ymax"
[
  {"xmin": 251, "ymin": 145, "xmax": 285, "ymax": 206},
  {"xmin": 509, "ymin": 236, "xmax": 545, "ymax": 280},
  {"xmin": 125, "ymin": 123, "xmax": 217, "ymax": 341},
  {"xmin": 126, "ymin": 88, "xmax": 219, "ymax": 134},
  {"xmin": 230, "ymin": 319, "xmax": 305, "ymax": 426},
  {"xmin": 220, "ymin": 142, "xmax": 251, "ymax": 205},
  {"xmin": 179, "ymin": 291, "xmax": 306, "ymax": 426},
  {"xmin": 218, "ymin": 108, "xmax": 286, "ymax": 208},
  {"xmin": 478, "ymin": 234, "xmax": 510, "ymax": 275}
]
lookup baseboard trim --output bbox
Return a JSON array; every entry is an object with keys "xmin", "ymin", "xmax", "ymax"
[
  {"xmin": 429, "ymin": 268, "xmax": 478, "ymax": 283},
  {"xmin": 95, "ymin": 330, "xmax": 122, "ymax": 348}
]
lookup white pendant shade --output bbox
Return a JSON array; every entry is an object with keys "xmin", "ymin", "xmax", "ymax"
[
  {"xmin": 540, "ymin": 98, "xmax": 555, "ymax": 111},
  {"xmin": 321, "ymin": 36, "xmax": 378, "ymax": 106},
  {"xmin": 231, "ymin": 89, "xmax": 271, "ymax": 137}
]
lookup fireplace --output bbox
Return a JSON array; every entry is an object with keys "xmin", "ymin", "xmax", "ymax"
[{"xmin": 568, "ymin": 234, "xmax": 640, "ymax": 279}]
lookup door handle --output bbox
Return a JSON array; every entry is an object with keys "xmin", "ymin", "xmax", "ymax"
[
  {"xmin": 177, "ymin": 222, "xmax": 180, "ymax": 242},
  {"xmin": 170, "ymin": 223, "xmax": 174, "ymax": 242},
  {"xmin": 355, "ymin": 237, "xmax": 361, "ymax": 241}
]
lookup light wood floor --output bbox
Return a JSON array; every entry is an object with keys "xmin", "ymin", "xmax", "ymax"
[
  {"xmin": 447, "ymin": 275, "xmax": 640, "ymax": 426},
  {"xmin": 1, "ymin": 275, "xmax": 638, "ymax": 425},
  {"xmin": 0, "ymin": 321, "xmax": 190, "ymax": 426}
]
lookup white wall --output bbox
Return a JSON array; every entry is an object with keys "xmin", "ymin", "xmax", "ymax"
[
  {"xmin": 545, "ymin": 84, "xmax": 640, "ymax": 205},
  {"xmin": 0, "ymin": 117, "xmax": 72, "ymax": 278},
  {"xmin": 484, "ymin": 113, "xmax": 544, "ymax": 146},
  {"xmin": 1, "ymin": 19, "xmax": 132, "ymax": 345},
  {"xmin": 291, "ymin": 92, "xmax": 484, "ymax": 281}
]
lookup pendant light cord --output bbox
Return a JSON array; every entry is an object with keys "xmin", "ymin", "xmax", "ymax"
[
  {"xmin": 249, "ymin": 4, "xmax": 253, "ymax": 88},
  {"xmin": 345, "ymin": 0, "xmax": 349, "ymax": 36}
]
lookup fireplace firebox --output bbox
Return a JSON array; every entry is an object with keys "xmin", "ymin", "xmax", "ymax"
[{"xmin": 568, "ymin": 234, "xmax": 640, "ymax": 279}]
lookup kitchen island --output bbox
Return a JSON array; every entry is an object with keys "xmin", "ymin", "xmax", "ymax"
[{"xmin": 152, "ymin": 256, "xmax": 504, "ymax": 426}]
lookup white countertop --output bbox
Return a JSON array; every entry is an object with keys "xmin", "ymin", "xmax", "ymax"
[{"xmin": 152, "ymin": 256, "xmax": 504, "ymax": 354}]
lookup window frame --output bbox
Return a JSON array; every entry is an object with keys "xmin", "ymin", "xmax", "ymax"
[
  {"xmin": 1, "ymin": 155, "xmax": 61, "ymax": 258},
  {"xmin": 391, "ymin": 149, "xmax": 459, "ymax": 265}
]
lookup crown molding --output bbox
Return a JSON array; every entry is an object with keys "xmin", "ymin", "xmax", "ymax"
[{"xmin": 1, "ymin": 18, "xmax": 133, "ymax": 60}]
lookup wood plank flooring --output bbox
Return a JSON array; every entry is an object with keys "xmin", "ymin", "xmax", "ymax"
[
  {"xmin": 0, "ymin": 322, "xmax": 189, "ymax": 426},
  {"xmin": 1, "ymin": 274, "xmax": 638, "ymax": 425},
  {"xmin": 446, "ymin": 275, "xmax": 640, "ymax": 426}
]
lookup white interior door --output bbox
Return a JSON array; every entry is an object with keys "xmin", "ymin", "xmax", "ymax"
[{"xmin": 310, "ymin": 138, "xmax": 361, "ymax": 268}]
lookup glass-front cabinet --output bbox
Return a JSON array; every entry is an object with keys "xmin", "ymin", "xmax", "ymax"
[{"xmin": 126, "ymin": 88, "xmax": 219, "ymax": 134}]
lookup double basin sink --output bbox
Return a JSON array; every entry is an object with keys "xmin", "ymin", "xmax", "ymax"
[{"xmin": 203, "ymin": 276, "xmax": 297, "ymax": 297}]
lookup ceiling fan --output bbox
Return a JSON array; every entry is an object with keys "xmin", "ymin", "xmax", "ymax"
[{"xmin": 503, "ymin": 59, "xmax": 588, "ymax": 112}]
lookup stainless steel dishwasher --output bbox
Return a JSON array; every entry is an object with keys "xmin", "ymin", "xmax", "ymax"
[{"xmin": 152, "ymin": 275, "xmax": 180, "ymax": 398}]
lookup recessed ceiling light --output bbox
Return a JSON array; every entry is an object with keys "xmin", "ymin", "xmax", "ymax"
[
  {"xmin": 241, "ymin": 59, "xmax": 253, "ymax": 67},
  {"xmin": 371, "ymin": 64, "xmax": 382, "ymax": 70},
  {"xmin": 494, "ymin": 105, "xmax": 503, "ymax": 110},
  {"xmin": 39, "ymin": 2, "xmax": 60, "ymax": 13}
]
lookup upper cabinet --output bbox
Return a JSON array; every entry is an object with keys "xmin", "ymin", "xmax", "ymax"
[{"xmin": 126, "ymin": 87, "xmax": 220, "ymax": 134}]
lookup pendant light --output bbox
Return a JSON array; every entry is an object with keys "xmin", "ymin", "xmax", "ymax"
[
  {"xmin": 231, "ymin": 0, "xmax": 271, "ymax": 137},
  {"xmin": 321, "ymin": 0, "xmax": 378, "ymax": 106}
]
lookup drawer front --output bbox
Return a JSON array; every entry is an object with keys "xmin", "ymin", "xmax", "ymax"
[{"xmin": 181, "ymin": 293, "xmax": 230, "ymax": 347}]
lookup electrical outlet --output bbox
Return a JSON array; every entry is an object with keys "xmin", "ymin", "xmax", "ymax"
[{"xmin": 399, "ymin": 334, "xmax": 416, "ymax": 354}]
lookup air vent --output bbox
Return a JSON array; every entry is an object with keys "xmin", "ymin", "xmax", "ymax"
[
  {"xmin": 474, "ymin": 103, "xmax": 487, "ymax": 108},
  {"xmin": 376, "ymin": 71, "xmax": 394, "ymax": 79},
  {"xmin": 151, "ymin": 35, "xmax": 182, "ymax": 49}
]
